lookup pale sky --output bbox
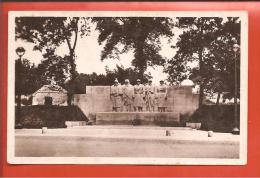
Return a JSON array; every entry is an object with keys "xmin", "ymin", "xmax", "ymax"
[{"xmin": 15, "ymin": 20, "xmax": 184, "ymax": 84}]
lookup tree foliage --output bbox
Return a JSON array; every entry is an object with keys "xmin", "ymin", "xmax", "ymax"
[
  {"xmin": 105, "ymin": 65, "xmax": 152, "ymax": 85},
  {"xmin": 38, "ymin": 50, "xmax": 71, "ymax": 87},
  {"xmin": 69, "ymin": 65, "xmax": 152, "ymax": 93},
  {"xmin": 15, "ymin": 16, "xmax": 241, "ymax": 106},
  {"xmin": 15, "ymin": 58, "xmax": 39, "ymax": 95},
  {"xmin": 209, "ymin": 17, "xmax": 240, "ymax": 101},
  {"xmin": 165, "ymin": 17, "xmax": 240, "ymax": 105},
  {"xmin": 93, "ymin": 17, "xmax": 174, "ymax": 79},
  {"xmin": 15, "ymin": 55, "xmax": 71, "ymax": 96},
  {"xmin": 15, "ymin": 17, "xmax": 91, "ymax": 94}
]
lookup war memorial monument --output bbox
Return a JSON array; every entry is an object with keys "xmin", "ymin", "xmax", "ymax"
[{"xmin": 73, "ymin": 79, "xmax": 199, "ymax": 126}]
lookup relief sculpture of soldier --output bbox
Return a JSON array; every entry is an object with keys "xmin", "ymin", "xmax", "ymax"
[
  {"xmin": 133, "ymin": 79, "xmax": 145, "ymax": 112},
  {"xmin": 110, "ymin": 79, "xmax": 123, "ymax": 112},
  {"xmin": 122, "ymin": 79, "xmax": 134, "ymax": 112},
  {"xmin": 144, "ymin": 79, "xmax": 157, "ymax": 112},
  {"xmin": 157, "ymin": 80, "xmax": 168, "ymax": 112}
]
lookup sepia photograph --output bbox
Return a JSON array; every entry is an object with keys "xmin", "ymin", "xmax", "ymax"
[{"xmin": 7, "ymin": 11, "xmax": 248, "ymax": 165}]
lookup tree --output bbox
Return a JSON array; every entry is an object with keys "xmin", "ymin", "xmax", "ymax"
[
  {"xmin": 66, "ymin": 73, "xmax": 108, "ymax": 93},
  {"xmin": 69, "ymin": 65, "xmax": 152, "ymax": 93},
  {"xmin": 15, "ymin": 58, "xmax": 39, "ymax": 96},
  {"xmin": 93, "ymin": 17, "xmax": 174, "ymax": 79},
  {"xmin": 15, "ymin": 17, "xmax": 91, "ymax": 104},
  {"xmin": 15, "ymin": 57, "xmax": 39, "ymax": 126},
  {"xmin": 209, "ymin": 17, "xmax": 240, "ymax": 103},
  {"xmin": 15, "ymin": 51, "xmax": 71, "ymax": 97},
  {"xmin": 165, "ymin": 17, "xmax": 241, "ymax": 106},
  {"xmin": 165, "ymin": 17, "xmax": 224, "ymax": 107},
  {"xmin": 37, "ymin": 50, "xmax": 71, "ymax": 87},
  {"xmin": 105, "ymin": 65, "xmax": 152, "ymax": 85}
]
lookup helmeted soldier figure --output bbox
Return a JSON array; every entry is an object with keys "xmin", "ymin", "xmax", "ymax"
[
  {"xmin": 110, "ymin": 79, "xmax": 123, "ymax": 112},
  {"xmin": 144, "ymin": 79, "xmax": 157, "ymax": 112},
  {"xmin": 133, "ymin": 79, "xmax": 145, "ymax": 112},
  {"xmin": 122, "ymin": 79, "xmax": 134, "ymax": 112},
  {"xmin": 157, "ymin": 80, "xmax": 168, "ymax": 112}
]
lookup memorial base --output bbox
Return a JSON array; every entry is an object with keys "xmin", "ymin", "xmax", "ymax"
[{"xmin": 94, "ymin": 112, "xmax": 180, "ymax": 126}]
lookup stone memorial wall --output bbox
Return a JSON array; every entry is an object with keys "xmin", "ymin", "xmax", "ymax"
[{"xmin": 73, "ymin": 86, "xmax": 199, "ymax": 120}]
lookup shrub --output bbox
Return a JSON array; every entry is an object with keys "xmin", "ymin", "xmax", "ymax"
[{"xmin": 187, "ymin": 105, "xmax": 240, "ymax": 133}]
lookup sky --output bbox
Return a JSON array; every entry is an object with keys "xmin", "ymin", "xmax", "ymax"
[{"xmin": 15, "ymin": 19, "xmax": 184, "ymax": 84}]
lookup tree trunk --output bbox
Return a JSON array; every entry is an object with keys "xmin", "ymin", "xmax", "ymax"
[
  {"xmin": 138, "ymin": 66, "xmax": 145, "ymax": 81},
  {"xmin": 216, "ymin": 91, "xmax": 221, "ymax": 106},
  {"xmin": 135, "ymin": 37, "xmax": 146, "ymax": 80},
  {"xmin": 199, "ymin": 84, "xmax": 204, "ymax": 108},
  {"xmin": 198, "ymin": 19, "xmax": 205, "ymax": 108},
  {"xmin": 16, "ymin": 57, "xmax": 22, "ymax": 126},
  {"xmin": 68, "ymin": 52, "xmax": 76, "ymax": 106},
  {"xmin": 66, "ymin": 18, "xmax": 79, "ymax": 105},
  {"xmin": 198, "ymin": 47, "xmax": 204, "ymax": 108},
  {"xmin": 16, "ymin": 94, "xmax": 21, "ymax": 124}
]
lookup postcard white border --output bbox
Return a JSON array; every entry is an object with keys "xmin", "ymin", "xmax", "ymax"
[{"xmin": 8, "ymin": 11, "xmax": 248, "ymax": 165}]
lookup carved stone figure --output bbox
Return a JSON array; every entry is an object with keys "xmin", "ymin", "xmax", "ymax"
[
  {"xmin": 110, "ymin": 79, "xmax": 123, "ymax": 112},
  {"xmin": 122, "ymin": 79, "xmax": 134, "ymax": 112},
  {"xmin": 133, "ymin": 79, "xmax": 145, "ymax": 112},
  {"xmin": 144, "ymin": 79, "xmax": 157, "ymax": 112},
  {"xmin": 157, "ymin": 80, "xmax": 168, "ymax": 112}
]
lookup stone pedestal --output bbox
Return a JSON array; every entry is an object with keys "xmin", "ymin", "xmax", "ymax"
[{"xmin": 95, "ymin": 112, "xmax": 180, "ymax": 126}]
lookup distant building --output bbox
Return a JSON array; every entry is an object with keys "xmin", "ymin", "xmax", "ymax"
[{"xmin": 32, "ymin": 84, "xmax": 68, "ymax": 106}]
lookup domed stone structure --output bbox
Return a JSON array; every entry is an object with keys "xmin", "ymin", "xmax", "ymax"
[{"xmin": 181, "ymin": 79, "xmax": 194, "ymax": 86}]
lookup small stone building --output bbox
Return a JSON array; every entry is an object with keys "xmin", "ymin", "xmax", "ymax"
[{"xmin": 32, "ymin": 84, "xmax": 68, "ymax": 106}]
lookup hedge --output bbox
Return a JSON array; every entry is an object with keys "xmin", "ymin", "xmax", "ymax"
[
  {"xmin": 15, "ymin": 105, "xmax": 88, "ymax": 128},
  {"xmin": 181, "ymin": 104, "xmax": 240, "ymax": 133}
]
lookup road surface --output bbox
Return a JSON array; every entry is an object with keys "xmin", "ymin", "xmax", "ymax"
[{"xmin": 15, "ymin": 134, "xmax": 239, "ymax": 158}]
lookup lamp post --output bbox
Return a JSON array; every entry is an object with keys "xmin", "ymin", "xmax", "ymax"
[
  {"xmin": 15, "ymin": 47, "xmax": 25, "ymax": 129},
  {"xmin": 16, "ymin": 47, "xmax": 26, "ymax": 58},
  {"xmin": 232, "ymin": 43, "xmax": 240, "ymax": 135}
]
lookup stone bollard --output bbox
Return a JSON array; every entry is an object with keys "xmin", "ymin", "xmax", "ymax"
[
  {"xmin": 208, "ymin": 130, "xmax": 213, "ymax": 137},
  {"xmin": 166, "ymin": 130, "xmax": 171, "ymax": 136},
  {"xmin": 42, "ymin": 127, "xmax": 48, "ymax": 134}
]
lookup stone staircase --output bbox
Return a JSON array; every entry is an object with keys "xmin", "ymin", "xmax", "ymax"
[{"xmin": 94, "ymin": 112, "xmax": 180, "ymax": 126}]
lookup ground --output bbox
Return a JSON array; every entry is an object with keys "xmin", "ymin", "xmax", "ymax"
[{"xmin": 15, "ymin": 126, "xmax": 239, "ymax": 158}]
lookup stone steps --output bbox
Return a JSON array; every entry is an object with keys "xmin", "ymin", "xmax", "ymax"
[{"xmin": 95, "ymin": 112, "xmax": 180, "ymax": 126}]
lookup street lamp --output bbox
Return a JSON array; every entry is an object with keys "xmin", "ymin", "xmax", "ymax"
[
  {"xmin": 16, "ymin": 47, "xmax": 26, "ymax": 58},
  {"xmin": 15, "ymin": 47, "xmax": 25, "ymax": 129},
  {"xmin": 232, "ymin": 43, "xmax": 240, "ymax": 135}
]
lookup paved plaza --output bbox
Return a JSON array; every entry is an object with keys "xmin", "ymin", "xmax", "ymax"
[{"xmin": 15, "ymin": 126, "xmax": 240, "ymax": 158}]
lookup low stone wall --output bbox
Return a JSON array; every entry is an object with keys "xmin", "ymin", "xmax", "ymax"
[{"xmin": 73, "ymin": 86, "xmax": 199, "ymax": 120}]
